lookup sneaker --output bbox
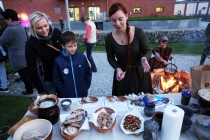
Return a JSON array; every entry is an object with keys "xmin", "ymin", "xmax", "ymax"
[
  {"xmin": 22, "ymin": 91, "xmax": 33, "ymax": 95},
  {"xmin": 14, "ymin": 72, "xmax": 19, "ymax": 76},
  {"xmin": 0, "ymin": 88, "xmax": 10, "ymax": 93}
]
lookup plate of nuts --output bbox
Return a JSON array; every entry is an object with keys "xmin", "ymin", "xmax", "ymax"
[{"xmin": 120, "ymin": 110, "xmax": 144, "ymax": 135}]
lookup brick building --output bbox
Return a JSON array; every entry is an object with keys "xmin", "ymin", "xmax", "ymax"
[{"xmin": 2, "ymin": 0, "xmax": 176, "ymax": 23}]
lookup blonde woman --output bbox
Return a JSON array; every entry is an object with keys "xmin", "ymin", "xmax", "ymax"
[{"xmin": 25, "ymin": 11, "xmax": 62, "ymax": 95}]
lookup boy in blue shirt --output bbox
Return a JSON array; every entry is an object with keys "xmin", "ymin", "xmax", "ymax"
[{"xmin": 53, "ymin": 31, "xmax": 92, "ymax": 98}]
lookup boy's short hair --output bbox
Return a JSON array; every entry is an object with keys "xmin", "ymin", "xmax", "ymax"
[
  {"xmin": 61, "ymin": 31, "xmax": 76, "ymax": 45},
  {"xmin": 1, "ymin": 9, "xmax": 19, "ymax": 21}
]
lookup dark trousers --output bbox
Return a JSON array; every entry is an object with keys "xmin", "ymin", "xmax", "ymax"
[
  {"xmin": 18, "ymin": 67, "xmax": 33, "ymax": 93},
  {"xmin": 86, "ymin": 42, "xmax": 96, "ymax": 70}
]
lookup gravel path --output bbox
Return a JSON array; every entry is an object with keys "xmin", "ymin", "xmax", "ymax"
[
  {"xmin": 1, "ymin": 52, "xmax": 210, "ymax": 97},
  {"xmin": 88, "ymin": 53, "xmax": 210, "ymax": 97}
]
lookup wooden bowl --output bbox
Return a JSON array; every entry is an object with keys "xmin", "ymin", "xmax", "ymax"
[
  {"xmin": 92, "ymin": 107, "xmax": 116, "ymax": 133},
  {"xmin": 13, "ymin": 119, "xmax": 52, "ymax": 140},
  {"xmin": 81, "ymin": 96, "xmax": 98, "ymax": 104},
  {"xmin": 106, "ymin": 96, "xmax": 127, "ymax": 102},
  {"xmin": 198, "ymin": 89, "xmax": 210, "ymax": 108},
  {"xmin": 28, "ymin": 103, "xmax": 38, "ymax": 114},
  {"xmin": 60, "ymin": 109, "xmax": 87, "ymax": 140}
]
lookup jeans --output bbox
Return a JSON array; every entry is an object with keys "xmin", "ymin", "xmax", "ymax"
[
  {"xmin": 85, "ymin": 42, "xmax": 97, "ymax": 70},
  {"xmin": 18, "ymin": 67, "xmax": 33, "ymax": 93},
  {"xmin": 200, "ymin": 41, "xmax": 210, "ymax": 65},
  {"xmin": 0, "ymin": 61, "xmax": 8, "ymax": 89}
]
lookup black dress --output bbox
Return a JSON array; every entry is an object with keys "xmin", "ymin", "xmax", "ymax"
[{"xmin": 105, "ymin": 27, "xmax": 153, "ymax": 96}]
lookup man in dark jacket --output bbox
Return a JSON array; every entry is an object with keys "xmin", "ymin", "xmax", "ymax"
[
  {"xmin": 200, "ymin": 23, "xmax": 210, "ymax": 65},
  {"xmin": 53, "ymin": 31, "xmax": 92, "ymax": 98}
]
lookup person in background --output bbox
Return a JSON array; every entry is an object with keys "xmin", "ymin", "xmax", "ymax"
[
  {"xmin": 53, "ymin": 31, "xmax": 92, "ymax": 98},
  {"xmin": 0, "ymin": 44, "xmax": 9, "ymax": 93},
  {"xmin": 25, "ymin": 11, "xmax": 62, "ymax": 95},
  {"xmin": 80, "ymin": 16, "xmax": 98, "ymax": 72},
  {"xmin": 105, "ymin": 3, "xmax": 153, "ymax": 96},
  {"xmin": 59, "ymin": 17, "xmax": 64, "ymax": 32},
  {"xmin": 149, "ymin": 36, "xmax": 172, "ymax": 71},
  {"xmin": 200, "ymin": 23, "xmax": 210, "ymax": 65},
  {"xmin": 0, "ymin": 15, "xmax": 8, "ymax": 93},
  {"xmin": 0, "ymin": 9, "xmax": 33, "ymax": 95}
]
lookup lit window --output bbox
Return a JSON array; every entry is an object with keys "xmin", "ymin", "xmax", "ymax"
[
  {"xmin": 156, "ymin": 7, "xmax": 164, "ymax": 13},
  {"xmin": 133, "ymin": 8, "xmax": 141, "ymax": 13}
]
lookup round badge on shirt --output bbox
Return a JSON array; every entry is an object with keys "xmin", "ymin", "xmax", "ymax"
[{"xmin": 63, "ymin": 68, "xmax": 69, "ymax": 74}]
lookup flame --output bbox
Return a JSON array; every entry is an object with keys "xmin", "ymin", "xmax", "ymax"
[{"xmin": 160, "ymin": 76, "xmax": 180, "ymax": 93}]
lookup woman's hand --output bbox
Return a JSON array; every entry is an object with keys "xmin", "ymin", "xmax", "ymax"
[
  {"xmin": 141, "ymin": 57, "xmax": 150, "ymax": 72},
  {"xmin": 116, "ymin": 68, "xmax": 126, "ymax": 81}
]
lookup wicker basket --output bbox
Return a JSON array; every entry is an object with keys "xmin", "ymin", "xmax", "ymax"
[
  {"xmin": 60, "ymin": 109, "xmax": 87, "ymax": 140},
  {"xmin": 92, "ymin": 107, "xmax": 116, "ymax": 133},
  {"xmin": 61, "ymin": 129, "xmax": 81, "ymax": 140}
]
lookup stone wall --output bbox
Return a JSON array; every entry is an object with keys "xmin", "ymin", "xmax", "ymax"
[{"xmin": 76, "ymin": 29, "xmax": 205, "ymax": 45}]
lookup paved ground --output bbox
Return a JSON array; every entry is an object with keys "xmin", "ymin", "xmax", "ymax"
[{"xmin": 1, "ymin": 52, "xmax": 210, "ymax": 97}]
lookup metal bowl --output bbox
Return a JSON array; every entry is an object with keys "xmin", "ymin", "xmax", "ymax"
[{"xmin": 164, "ymin": 63, "xmax": 177, "ymax": 77}]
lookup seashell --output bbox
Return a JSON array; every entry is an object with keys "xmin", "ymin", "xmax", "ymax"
[
  {"xmin": 71, "ymin": 122, "xmax": 82, "ymax": 128},
  {"xmin": 63, "ymin": 126, "xmax": 78, "ymax": 135},
  {"xmin": 77, "ymin": 114, "xmax": 83, "ymax": 122}
]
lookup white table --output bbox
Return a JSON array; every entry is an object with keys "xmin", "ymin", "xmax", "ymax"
[{"xmin": 9, "ymin": 93, "xmax": 199, "ymax": 140}]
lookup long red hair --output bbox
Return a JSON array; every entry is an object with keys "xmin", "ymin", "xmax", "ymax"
[{"xmin": 109, "ymin": 3, "xmax": 131, "ymax": 67}]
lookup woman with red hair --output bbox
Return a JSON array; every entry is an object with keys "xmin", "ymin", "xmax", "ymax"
[{"xmin": 105, "ymin": 3, "xmax": 153, "ymax": 96}]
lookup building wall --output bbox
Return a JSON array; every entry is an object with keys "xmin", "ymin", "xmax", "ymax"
[
  {"xmin": 2, "ymin": 0, "xmax": 65, "ymax": 22},
  {"xmin": 197, "ymin": 2, "xmax": 209, "ymax": 15},
  {"xmin": 175, "ymin": 2, "xmax": 210, "ymax": 16},
  {"xmin": 2, "ymin": 0, "xmax": 175, "ymax": 22},
  {"xmin": 174, "ymin": 4, "xmax": 185, "ymax": 15},
  {"xmin": 186, "ymin": 3, "xmax": 197, "ymax": 16},
  {"xmin": 109, "ymin": 0, "xmax": 175, "ymax": 17}
]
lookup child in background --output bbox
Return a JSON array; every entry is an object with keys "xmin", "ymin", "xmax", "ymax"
[{"xmin": 53, "ymin": 31, "xmax": 92, "ymax": 98}]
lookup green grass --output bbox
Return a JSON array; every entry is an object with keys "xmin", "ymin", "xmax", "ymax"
[
  {"xmin": 0, "ymin": 96, "xmax": 33, "ymax": 139},
  {"xmin": 78, "ymin": 42, "xmax": 204, "ymax": 55}
]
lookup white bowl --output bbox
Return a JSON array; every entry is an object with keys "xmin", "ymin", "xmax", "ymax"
[
  {"xmin": 13, "ymin": 119, "xmax": 52, "ymax": 140},
  {"xmin": 120, "ymin": 110, "xmax": 144, "ymax": 135}
]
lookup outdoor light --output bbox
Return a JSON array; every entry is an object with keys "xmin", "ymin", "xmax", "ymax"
[{"xmin": 19, "ymin": 12, "xmax": 30, "ymax": 27}]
